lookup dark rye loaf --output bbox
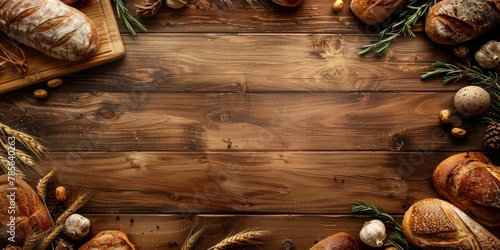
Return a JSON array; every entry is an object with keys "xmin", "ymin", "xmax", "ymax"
[{"xmin": 425, "ymin": 0, "xmax": 500, "ymax": 45}]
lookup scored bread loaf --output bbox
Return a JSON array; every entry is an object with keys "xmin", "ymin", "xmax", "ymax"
[
  {"xmin": 350, "ymin": 0, "xmax": 408, "ymax": 25},
  {"xmin": 309, "ymin": 232, "xmax": 359, "ymax": 250},
  {"xmin": 402, "ymin": 198, "xmax": 500, "ymax": 249},
  {"xmin": 425, "ymin": 0, "xmax": 500, "ymax": 45},
  {"xmin": 433, "ymin": 152, "xmax": 500, "ymax": 236},
  {"xmin": 0, "ymin": 174, "xmax": 53, "ymax": 245},
  {"xmin": 78, "ymin": 230, "xmax": 135, "ymax": 250},
  {"xmin": 0, "ymin": 0, "xmax": 100, "ymax": 61}
]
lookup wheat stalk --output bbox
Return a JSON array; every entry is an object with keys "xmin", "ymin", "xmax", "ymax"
[
  {"xmin": 0, "ymin": 123, "xmax": 50, "ymax": 159},
  {"xmin": 23, "ymin": 228, "xmax": 45, "ymax": 250},
  {"xmin": 36, "ymin": 169, "xmax": 56, "ymax": 201},
  {"xmin": 37, "ymin": 189, "xmax": 91, "ymax": 250},
  {"xmin": 0, "ymin": 154, "xmax": 25, "ymax": 177},
  {"xmin": 208, "ymin": 229, "xmax": 270, "ymax": 250},
  {"xmin": 181, "ymin": 222, "xmax": 207, "ymax": 250}
]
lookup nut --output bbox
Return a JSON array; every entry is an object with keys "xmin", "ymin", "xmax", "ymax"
[
  {"xmin": 452, "ymin": 45, "xmax": 469, "ymax": 59},
  {"xmin": 332, "ymin": 0, "xmax": 343, "ymax": 12},
  {"xmin": 451, "ymin": 128, "xmax": 467, "ymax": 138},
  {"xmin": 439, "ymin": 109, "xmax": 451, "ymax": 125},
  {"xmin": 47, "ymin": 78, "xmax": 63, "ymax": 88},
  {"xmin": 56, "ymin": 186, "xmax": 67, "ymax": 203},
  {"xmin": 34, "ymin": 89, "xmax": 48, "ymax": 99}
]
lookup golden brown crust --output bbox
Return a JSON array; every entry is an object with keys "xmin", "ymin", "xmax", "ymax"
[
  {"xmin": 425, "ymin": 0, "xmax": 500, "ymax": 45},
  {"xmin": 78, "ymin": 230, "xmax": 135, "ymax": 250},
  {"xmin": 350, "ymin": 0, "xmax": 408, "ymax": 25},
  {"xmin": 309, "ymin": 232, "xmax": 359, "ymax": 250},
  {"xmin": 402, "ymin": 198, "xmax": 500, "ymax": 249},
  {"xmin": 432, "ymin": 152, "xmax": 500, "ymax": 235},
  {"xmin": 0, "ymin": 174, "xmax": 53, "ymax": 245}
]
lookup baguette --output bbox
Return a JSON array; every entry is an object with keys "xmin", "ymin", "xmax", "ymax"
[
  {"xmin": 433, "ymin": 152, "xmax": 500, "ymax": 235},
  {"xmin": 425, "ymin": 0, "xmax": 500, "ymax": 45},
  {"xmin": 350, "ymin": 0, "xmax": 408, "ymax": 25},
  {"xmin": 402, "ymin": 198, "xmax": 500, "ymax": 249},
  {"xmin": 0, "ymin": 0, "xmax": 100, "ymax": 61}
]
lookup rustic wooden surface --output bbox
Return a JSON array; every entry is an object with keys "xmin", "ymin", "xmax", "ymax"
[{"xmin": 1, "ymin": 0, "xmax": 499, "ymax": 249}]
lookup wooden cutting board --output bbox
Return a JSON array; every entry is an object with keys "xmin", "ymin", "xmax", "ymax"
[{"xmin": 0, "ymin": 0, "xmax": 125, "ymax": 94}]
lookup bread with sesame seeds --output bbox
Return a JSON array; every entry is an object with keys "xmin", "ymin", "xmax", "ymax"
[
  {"xmin": 402, "ymin": 198, "xmax": 500, "ymax": 249},
  {"xmin": 432, "ymin": 152, "xmax": 500, "ymax": 236}
]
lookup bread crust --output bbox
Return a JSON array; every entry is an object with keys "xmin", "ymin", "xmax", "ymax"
[
  {"xmin": 0, "ymin": 0, "xmax": 100, "ymax": 61},
  {"xmin": 350, "ymin": 0, "xmax": 408, "ymax": 25},
  {"xmin": 402, "ymin": 198, "xmax": 500, "ymax": 249},
  {"xmin": 309, "ymin": 232, "xmax": 358, "ymax": 250},
  {"xmin": 432, "ymin": 152, "xmax": 500, "ymax": 235},
  {"xmin": 425, "ymin": 0, "xmax": 500, "ymax": 45},
  {"xmin": 0, "ymin": 174, "xmax": 53, "ymax": 246},
  {"xmin": 78, "ymin": 230, "xmax": 135, "ymax": 250}
]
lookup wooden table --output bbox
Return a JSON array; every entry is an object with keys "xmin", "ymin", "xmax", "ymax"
[{"xmin": 1, "ymin": 0, "xmax": 499, "ymax": 249}]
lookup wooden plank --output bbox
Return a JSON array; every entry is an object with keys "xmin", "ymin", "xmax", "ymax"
[
  {"xmin": 123, "ymin": 0, "xmax": 412, "ymax": 34},
  {"xmin": 0, "ymin": 92, "xmax": 488, "ymax": 152},
  {"xmin": 0, "ymin": 214, "xmax": 400, "ymax": 250},
  {"xmin": 27, "ymin": 33, "xmax": 468, "ymax": 93},
  {"xmin": 24, "ymin": 152, "xmax": 499, "ymax": 214}
]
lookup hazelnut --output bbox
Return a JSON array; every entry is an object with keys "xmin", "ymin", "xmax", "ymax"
[
  {"xmin": 56, "ymin": 186, "xmax": 67, "ymax": 203},
  {"xmin": 332, "ymin": 0, "xmax": 343, "ymax": 12},
  {"xmin": 47, "ymin": 78, "xmax": 63, "ymax": 88},
  {"xmin": 451, "ymin": 128, "xmax": 467, "ymax": 138},
  {"xmin": 34, "ymin": 89, "xmax": 48, "ymax": 99},
  {"xmin": 439, "ymin": 109, "xmax": 451, "ymax": 125}
]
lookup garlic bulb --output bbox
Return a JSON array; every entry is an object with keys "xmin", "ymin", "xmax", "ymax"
[
  {"xmin": 475, "ymin": 40, "xmax": 500, "ymax": 68},
  {"xmin": 359, "ymin": 219, "xmax": 386, "ymax": 248},
  {"xmin": 64, "ymin": 214, "xmax": 91, "ymax": 241},
  {"xmin": 166, "ymin": 0, "xmax": 186, "ymax": 9}
]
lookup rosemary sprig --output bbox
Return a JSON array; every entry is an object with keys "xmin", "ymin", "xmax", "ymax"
[
  {"xmin": 113, "ymin": 0, "xmax": 148, "ymax": 38},
  {"xmin": 351, "ymin": 201, "xmax": 419, "ymax": 250},
  {"xmin": 421, "ymin": 60, "xmax": 500, "ymax": 122},
  {"xmin": 359, "ymin": 0, "xmax": 436, "ymax": 57}
]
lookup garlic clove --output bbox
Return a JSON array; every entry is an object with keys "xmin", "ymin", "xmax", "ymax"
[
  {"xmin": 359, "ymin": 219, "xmax": 386, "ymax": 248},
  {"xmin": 475, "ymin": 40, "xmax": 500, "ymax": 69},
  {"xmin": 166, "ymin": 0, "xmax": 187, "ymax": 9},
  {"xmin": 64, "ymin": 213, "xmax": 91, "ymax": 241}
]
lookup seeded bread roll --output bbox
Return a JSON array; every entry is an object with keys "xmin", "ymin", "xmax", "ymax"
[
  {"xmin": 309, "ymin": 232, "xmax": 359, "ymax": 250},
  {"xmin": 425, "ymin": 0, "xmax": 500, "ymax": 45},
  {"xmin": 350, "ymin": 0, "xmax": 408, "ymax": 25},
  {"xmin": 402, "ymin": 198, "xmax": 500, "ymax": 249}
]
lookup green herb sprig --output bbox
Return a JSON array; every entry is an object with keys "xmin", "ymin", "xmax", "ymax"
[
  {"xmin": 359, "ymin": 0, "xmax": 436, "ymax": 57},
  {"xmin": 421, "ymin": 60, "xmax": 500, "ymax": 122},
  {"xmin": 113, "ymin": 0, "xmax": 148, "ymax": 38},
  {"xmin": 351, "ymin": 201, "xmax": 419, "ymax": 250}
]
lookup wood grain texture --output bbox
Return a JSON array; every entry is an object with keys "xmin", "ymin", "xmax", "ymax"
[
  {"xmin": 0, "ymin": 91, "xmax": 488, "ymax": 152},
  {"xmin": 48, "ymin": 33, "xmax": 462, "ymax": 93},
  {"xmin": 26, "ymin": 152, "xmax": 498, "ymax": 214}
]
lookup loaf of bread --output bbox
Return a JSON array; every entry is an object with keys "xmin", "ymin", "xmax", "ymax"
[
  {"xmin": 309, "ymin": 232, "xmax": 358, "ymax": 250},
  {"xmin": 433, "ymin": 152, "xmax": 500, "ymax": 235},
  {"xmin": 0, "ymin": 0, "xmax": 100, "ymax": 61},
  {"xmin": 425, "ymin": 0, "xmax": 500, "ymax": 45},
  {"xmin": 78, "ymin": 230, "xmax": 135, "ymax": 250},
  {"xmin": 402, "ymin": 198, "xmax": 500, "ymax": 249},
  {"xmin": 350, "ymin": 0, "xmax": 408, "ymax": 25},
  {"xmin": 0, "ymin": 174, "xmax": 53, "ymax": 246}
]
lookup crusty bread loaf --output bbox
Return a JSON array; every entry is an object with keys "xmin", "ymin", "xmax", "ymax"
[
  {"xmin": 425, "ymin": 0, "xmax": 500, "ymax": 45},
  {"xmin": 0, "ymin": 174, "xmax": 53, "ymax": 246},
  {"xmin": 433, "ymin": 152, "xmax": 500, "ymax": 236},
  {"xmin": 0, "ymin": 0, "xmax": 100, "ymax": 61},
  {"xmin": 350, "ymin": 0, "xmax": 408, "ymax": 25},
  {"xmin": 402, "ymin": 198, "xmax": 500, "ymax": 249},
  {"xmin": 79, "ymin": 230, "xmax": 135, "ymax": 250},
  {"xmin": 309, "ymin": 232, "xmax": 358, "ymax": 250}
]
